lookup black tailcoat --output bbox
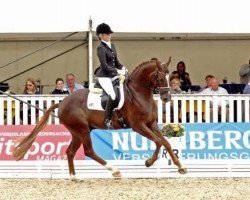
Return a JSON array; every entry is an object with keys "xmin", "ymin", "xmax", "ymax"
[{"xmin": 95, "ymin": 42, "xmax": 123, "ymax": 78}]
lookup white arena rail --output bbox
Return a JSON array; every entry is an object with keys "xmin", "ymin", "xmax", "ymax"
[
  {"xmin": 0, "ymin": 160, "xmax": 249, "ymax": 179},
  {"xmin": 1, "ymin": 94, "xmax": 250, "ymax": 125}
]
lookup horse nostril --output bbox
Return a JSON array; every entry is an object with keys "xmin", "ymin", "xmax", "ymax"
[
  {"xmin": 163, "ymin": 97, "xmax": 171, "ymax": 102},
  {"xmin": 162, "ymin": 98, "xmax": 168, "ymax": 102}
]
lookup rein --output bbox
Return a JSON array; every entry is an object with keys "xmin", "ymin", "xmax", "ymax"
[{"xmin": 128, "ymin": 70, "xmax": 170, "ymax": 93}]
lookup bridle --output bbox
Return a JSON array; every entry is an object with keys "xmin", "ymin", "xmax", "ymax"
[{"xmin": 151, "ymin": 70, "xmax": 171, "ymax": 99}]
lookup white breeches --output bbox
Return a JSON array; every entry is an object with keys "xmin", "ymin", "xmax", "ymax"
[{"xmin": 98, "ymin": 77, "xmax": 116, "ymax": 100}]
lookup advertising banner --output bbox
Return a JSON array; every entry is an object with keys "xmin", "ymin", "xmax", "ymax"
[
  {"xmin": 0, "ymin": 125, "xmax": 84, "ymax": 161},
  {"xmin": 0, "ymin": 123, "xmax": 249, "ymax": 161},
  {"xmin": 182, "ymin": 123, "xmax": 250, "ymax": 159},
  {"xmin": 90, "ymin": 123, "xmax": 250, "ymax": 160}
]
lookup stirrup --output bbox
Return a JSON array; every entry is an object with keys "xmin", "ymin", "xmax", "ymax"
[{"xmin": 104, "ymin": 119, "xmax": 113, "ymax": 130}]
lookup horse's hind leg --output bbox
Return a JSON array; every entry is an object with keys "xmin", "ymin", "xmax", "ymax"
[
  {"xmin": 66, "ymin": 135, "xmax": 82, "ymax": 180},
  {"xmin": 81, "ymin": 129, "xmax": 122, "ymax": 178}
]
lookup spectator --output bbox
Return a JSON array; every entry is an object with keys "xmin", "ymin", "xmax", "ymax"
[
  {"xmin": 164, "ymin": 78, "xmax": 183, "ymax": 122},
  {"xmin": 199, "ymin": 74, "xmax": 215, "ymax": 92},
  {"xmin": 65, "ymin": 73, "xmax": 84, "ymax": 94},
  {"xmin": 51, "ymin": 78, "xmax": 69, "ymax": 95},
  {"xmin": 239, "ymin": 59, "xmax": 250, "ymax": 84},
  {"xmin": 19, "ymin": 78, "xmax": 40, "ymax": 124},
  {"xmin": 170, "ymin": 78, "xmax": 183, "ymax": 94},
  {"xmin": 170, "ymin": 61, "xmax": 192, "ymax": 90},
  {"xmin": 200, "ymin": 77, "xmax": 229, "ymax": 122},
  {"xmin": 243, "ymin": 76, "xmax": 250, "ymax": 94},
  {"xmin": 23, "ymin": 78, "xmax": 40, "ymax": 95},
  {"xmin": 241, "ymin": 76, "xmax": 250, "ymax": 121}
]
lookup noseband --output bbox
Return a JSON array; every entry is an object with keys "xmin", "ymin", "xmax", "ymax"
[{"xmin": 152, "ymin": 70, "xmax": 171, "ymax": 98}]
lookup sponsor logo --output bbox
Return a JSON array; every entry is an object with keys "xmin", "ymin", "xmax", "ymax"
[
  {"xmin": 182, "ymin": 129, "xmax": 250, "ymax": 159},
  {"xmin": 0, "ymin": 125, "xmax": 84, "ymax": 161}
]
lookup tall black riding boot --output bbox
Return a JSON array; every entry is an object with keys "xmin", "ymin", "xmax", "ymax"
[{"xmin": 104, "ymin": 96, "xmax": 114, "ymax": 129}]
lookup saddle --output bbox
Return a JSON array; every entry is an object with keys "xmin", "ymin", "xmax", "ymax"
[{"xmin": 87, "ymin": 75, "xmax": 125, "ymax": 111}]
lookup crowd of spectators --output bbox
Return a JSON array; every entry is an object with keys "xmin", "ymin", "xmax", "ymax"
[
  {"xmin": 3, "ymin": 57, "xmax": 250, "ymax": 124},
  {"xmin": 163, "ymin": 58, "xmax": 250, "ymax": 122},
  {"xmin": 3, "ymin": 73, "xmax": 87, "ymax": 124}
]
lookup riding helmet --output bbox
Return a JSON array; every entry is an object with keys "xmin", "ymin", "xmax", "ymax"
[{"xmin": 96, "ymin": 23, "xmax": 113, "ymax": 35}]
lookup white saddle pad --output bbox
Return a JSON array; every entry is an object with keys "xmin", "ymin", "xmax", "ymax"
[{"xmin": 87, "ymin": 77, "xmax": 125, "ymax": 111}]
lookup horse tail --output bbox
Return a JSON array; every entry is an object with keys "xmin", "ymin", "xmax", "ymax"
[{"xmin": 13, "ymin": 103, "xmax": 60, "ymax": 161}]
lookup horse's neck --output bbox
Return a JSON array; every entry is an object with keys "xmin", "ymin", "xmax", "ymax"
[
  {"xmin": 126, "ymin": 62, "xmax": 156, "ymax": 103},
  {"xmin": 130, "ymin": 67, "xmax": 153, "ymax": 85},
  {"xmin": 125, "ymin": 79, "xmax": 153, "ymax": 103}
]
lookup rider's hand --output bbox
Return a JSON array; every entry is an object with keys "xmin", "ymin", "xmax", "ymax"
[
  {"xmin": 117, "ymin": 68, "xmax": 126, "ymax": 76},
  {"xmin": 122, "ymin": 66, "xmax": 128, "ymax": 73}
]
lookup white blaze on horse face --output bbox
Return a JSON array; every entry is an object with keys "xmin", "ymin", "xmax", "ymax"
[{"xmin": 165, "ymin": 74, "xmax": 170, "ymax": 87}]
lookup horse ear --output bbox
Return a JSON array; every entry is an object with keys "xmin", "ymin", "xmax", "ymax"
[
  {"xmin": 166, "ymin": 56, "xmax": 171, "ymax": 67},
  {"xmin": 162, "ymin": 56, "xmax": 171, "ymax": 73}
]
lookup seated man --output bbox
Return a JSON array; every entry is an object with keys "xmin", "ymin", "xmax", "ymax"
[
  {"xmin": 199, "ymin": 77, "xmax": 229, "ymax": 122},
  {"xmin": 65, "ymin": 73, "xmax": 85, "ymax": 94},
  {"xmin": 199, "ymin": 74, "xmax": 214, "ymax": 92}
]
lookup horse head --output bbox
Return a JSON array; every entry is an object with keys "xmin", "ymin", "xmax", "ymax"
[
  {"xmin": 151, "ymin": 57, "xmax": 171, "ymax": 103},
  {"xmin": 129, "ymin": 57, "xmax": 171, "ymax": 103}
]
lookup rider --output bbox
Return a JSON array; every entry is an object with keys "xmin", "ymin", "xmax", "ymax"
[{"xmin": 95, "ymin": 23, "xmax": 127, "ymax": 129}]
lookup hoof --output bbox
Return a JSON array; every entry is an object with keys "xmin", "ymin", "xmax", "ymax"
[
  {"xmin": 178, "ymin": 167, "xmax": 188, "ymax": 174},
  {"xmin": 112, "ymin": 171, "xmax": 122, "ymax": 178},
  {"xmin": 145, "ymin": 159, "xmax": 152, "ymax": 168},
  {"xmin": 70, "ymin": 174, "xmax": 77, "ymax": 181}
]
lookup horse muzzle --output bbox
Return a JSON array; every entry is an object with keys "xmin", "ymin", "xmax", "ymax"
[{"xmin": 159, "ymin": 87, "xmax": 171, "ymax": 103}]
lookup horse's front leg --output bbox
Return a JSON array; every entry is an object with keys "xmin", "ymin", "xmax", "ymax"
[
  {"xmin": 150, "ymin": 121, "xmax": 187, "ymax": 174},
  {"xmin": 132, "ymin": 123, "xmax": 162, "ymax": 168}
]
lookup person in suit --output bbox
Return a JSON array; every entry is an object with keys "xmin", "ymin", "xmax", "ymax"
[{"xmin": 94, "ymin": 23, "xmax": 127, "ymax": 129}]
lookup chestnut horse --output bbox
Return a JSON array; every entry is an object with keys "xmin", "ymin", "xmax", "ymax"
[{"xmin": 13, "ymin": 58, "xmax": 187, "ymax": 178}]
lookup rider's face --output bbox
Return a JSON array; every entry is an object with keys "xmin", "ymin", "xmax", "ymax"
[{"xmin": 100, "ymin": 33, "xmax": 111, "ymax": 42}]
